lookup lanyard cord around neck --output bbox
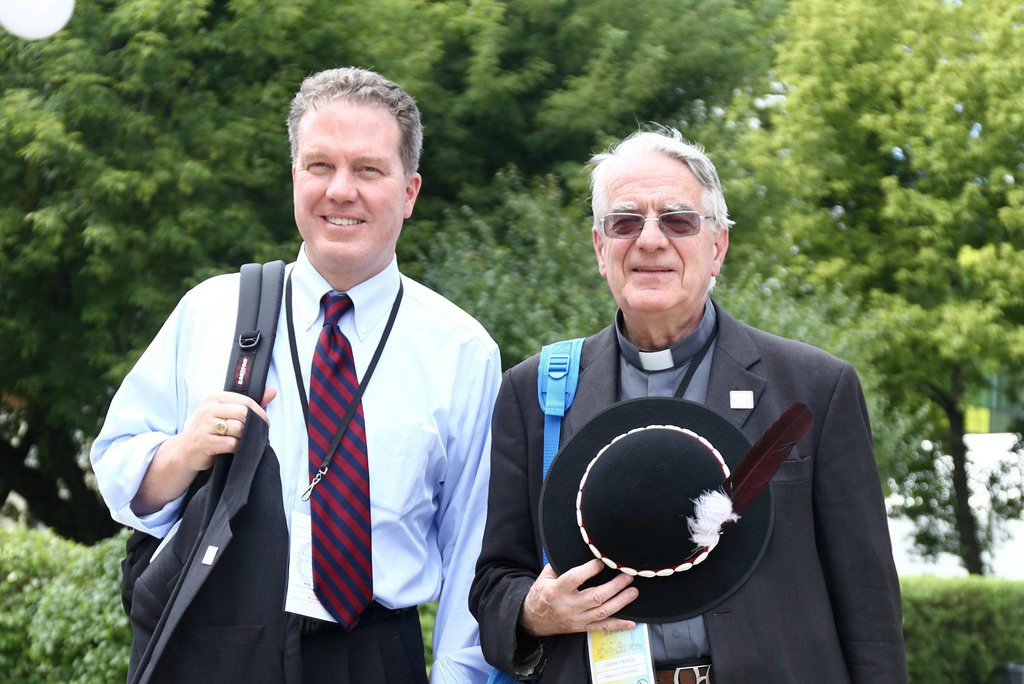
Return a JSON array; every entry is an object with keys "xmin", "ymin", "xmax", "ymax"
[
  {"xmin": 671, "ymin": 318, "xmax": 719, "ymax": 399},
  {"xmin": 284, "ymin": 272, "xmax": 403, "ymax": 500}
]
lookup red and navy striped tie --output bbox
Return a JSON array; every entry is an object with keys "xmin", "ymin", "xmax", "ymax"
[{"xmin": 308, "ymin": 292, "xmax": 372, "ymax": 628}]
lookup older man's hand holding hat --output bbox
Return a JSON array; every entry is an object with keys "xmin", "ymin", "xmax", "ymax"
[{"xmin": 521, "ymin": 559, "xmax": 639, "ymax": 637}]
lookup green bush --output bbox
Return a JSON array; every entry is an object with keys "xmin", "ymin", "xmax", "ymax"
[
  {"xmin": 5, "ymin": 523, "xmax": 1023, "ymax": 683},
  {"xmin": 902, "ymin": 575, "xmax": 1024, "ymax": 683},
  {"xmin": 0, "ymin": 522, "xmax": 68, "ymax": 681},
  {"xmin": 0, "ymin": 523, "xmax": 131, "ymax": 683},
  {"xmin": 0, "ymin": 523, "xmax": 438, "ymax": 682}
]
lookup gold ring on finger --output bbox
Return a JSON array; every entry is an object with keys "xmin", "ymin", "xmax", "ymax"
[{"xmin": 213, "ymin": 419, "xmax": 229, "ymax": 436}]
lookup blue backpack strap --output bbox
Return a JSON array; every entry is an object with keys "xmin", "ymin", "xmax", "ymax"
[
  {"xmin": 487, "ymin": 338, "xmax": 585, "ymax": 684},
  {"xmin": 537, "ymin": 337, "xmax": 585, "ymax": 567},
  {"xmin": 538, "ymin": 337, "xmax": 586, "ymax": 479},
  {"xmin": 487, "ymin": 670, "xmax": 519, "ymax": 684}
]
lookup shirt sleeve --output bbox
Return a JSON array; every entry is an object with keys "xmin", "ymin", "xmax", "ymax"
[
  {"xmin": 428, "ymin": 337, "xmax": 502, "ymax": 684},
  {"xmin": 89, "ymin": 293, "xmax": 195, "ymax": 537}
]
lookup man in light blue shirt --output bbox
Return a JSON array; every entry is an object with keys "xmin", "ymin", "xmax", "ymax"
[{"xmin": 91, "ymin": 67, "xmax": 501, "ymax": 684}]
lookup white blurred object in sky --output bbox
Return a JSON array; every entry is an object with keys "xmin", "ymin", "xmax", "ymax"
[{"xmin": 0, "ymin": 0, "xmax": 75, "ymax": 40}]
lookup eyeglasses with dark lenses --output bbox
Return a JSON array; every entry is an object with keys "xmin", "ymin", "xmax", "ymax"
[{"xmin": 600, "ymin": 211, "xmax": 713, "ymax": 239}]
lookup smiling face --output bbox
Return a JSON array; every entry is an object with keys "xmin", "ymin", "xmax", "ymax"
[
  {"xmin": 292, "ymin": 99, "xmax": 422, "ymax": 291},
  {"xmin": 593, "ymin": 150, "xmax": 729, "ymax": 349}
]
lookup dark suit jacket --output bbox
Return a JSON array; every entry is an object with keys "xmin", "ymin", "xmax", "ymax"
[
  {"xmin": 128, "ymin": 414, "xmax": 302, "ymax": 684},
  {"xmin": 470, "ymin": 306, "xmax": 907, "ymax": 683}
]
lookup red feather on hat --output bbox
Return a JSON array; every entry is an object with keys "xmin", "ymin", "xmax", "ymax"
[{"xmin": 724, "ymin": 402, "xmax": 813, "ymax": 515}]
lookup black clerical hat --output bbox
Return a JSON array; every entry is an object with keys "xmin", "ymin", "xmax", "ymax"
[{"xmin": 539, "ymin": 398, "xmax": 807, "ymax": 623}]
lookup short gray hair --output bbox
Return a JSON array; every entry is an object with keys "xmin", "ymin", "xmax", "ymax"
[
  {"xmin": 287, "ymin": 67, "xmax": 423, "ymax": 176},
  {"xmin": 588, "ymin": 126, "xmax": 733, "ymax": 235}
]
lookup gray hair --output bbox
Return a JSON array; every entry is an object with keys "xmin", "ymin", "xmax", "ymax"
[
  {"xmin": 287, "ymin": 67, "xmax": 423, "ymax": 176},
  {"xmin": 588, "ymin": 126, "xmax": 733, "ymax": 235}
]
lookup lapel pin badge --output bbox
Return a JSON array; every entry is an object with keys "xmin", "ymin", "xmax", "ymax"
[
  {"xmin": 201, "ymin": 545, "xmax": 219, "ymax": 566},
  {"xmin": 730, "ymin": 390, "xmax": 754, "ymax": 410}
]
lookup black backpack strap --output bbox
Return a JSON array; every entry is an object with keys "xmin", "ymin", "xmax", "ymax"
[
  {"xmin": 121, "ymin": 260, "xmax": 285, "ymax": 618},
  {"xmin": 224, "ymin": 261, "xmax": 285, "ymax": 401}
]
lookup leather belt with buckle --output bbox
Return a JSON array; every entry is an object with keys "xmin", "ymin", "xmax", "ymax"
[
  {"xmin": 295, "ymin": 601, "xmax": 412, "ymax": 636},
  {"xmin": 296, "ymin": 615, "xmax": 341, "ymax": 636},
  {"xmin": 654, "ymin": 663, "xmax": 715, "ymax": 684}
]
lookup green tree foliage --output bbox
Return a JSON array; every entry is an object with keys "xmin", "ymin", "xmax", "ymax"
[
  {"xmin": 1, "ymin": 0, "xmax": 785, "ymax": 541},
  {"xmin": 727, "ymin": 0, "xmax": 1024, "ymax": 572},
  {"xmin": 413, "ymin": 0, "xmax": 785, "ymax": 211},
  {"xmin": 405, "ymin": 0, "xmax": 789, "ymax": 278},
  {"xmin": 422, "ymin": 169, "xmax": 613, "ymax": 368}
]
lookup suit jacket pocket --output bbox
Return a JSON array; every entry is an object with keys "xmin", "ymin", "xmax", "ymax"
[
  {"xmin": 158, "ymin": 624, "xmax": 280, "ymax": 683},
  {"xmin": 773, "ymin": 456, "xmax": 811, "ymax": 483},
  {"xmin": 180, "ymin": 623, "xmax": 265, "ymax": 647}
]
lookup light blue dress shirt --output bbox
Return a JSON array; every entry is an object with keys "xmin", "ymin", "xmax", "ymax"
[{"xmin": 90, "ymin": 246, "xmax": 502, "ymax": 683}]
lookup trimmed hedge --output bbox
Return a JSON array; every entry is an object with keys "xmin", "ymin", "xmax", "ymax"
[
  {"xmin": 2, "ymin": 523, "xmax": 1022, "ymax": 683},
  {"xmin": 902, "ymin": 575, "xmax": 1024, "ymax": 683}
]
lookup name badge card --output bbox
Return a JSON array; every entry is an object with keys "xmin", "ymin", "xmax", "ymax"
[
  {"xmin": 284, "ymin": 510, "xmax": 335, "ymax": 621},
  {"xmin": 586, "ymin": 623, "xmax": 656, "ymax": 684}
]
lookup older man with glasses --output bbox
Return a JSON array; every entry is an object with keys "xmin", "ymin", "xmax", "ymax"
[{"xmin": 471, "ymin": 127, "xmax": 907, "ymax": 683}]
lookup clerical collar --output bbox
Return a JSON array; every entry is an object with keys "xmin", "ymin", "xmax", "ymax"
[{"xmin": 615, "ymin": 301, "xmax": 718, "ymax": 372}]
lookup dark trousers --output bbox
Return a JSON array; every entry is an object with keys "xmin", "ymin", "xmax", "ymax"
[{"xmin": 300, "ymin": 606, "xmax": 428, "ymax": 684}]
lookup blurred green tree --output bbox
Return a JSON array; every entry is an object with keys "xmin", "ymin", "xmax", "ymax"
[
  {"xmin": 413, "ymin": 0, "xmax": 786, "ymax": 208},
  {"xmin": 423, "ymin": 169, "xmax": 613, "ymax": 368},
  {"xmin": 406, "ymin": 0, "xmax": 788, "ymax": 274},
  {"xmin": 722, "ymin": 0, "xmax": 1024, "ymax": 573}
]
